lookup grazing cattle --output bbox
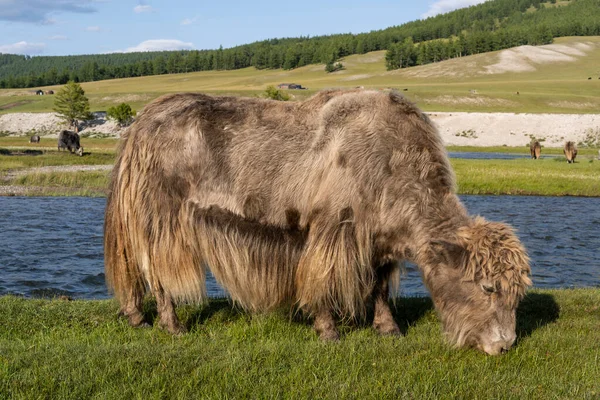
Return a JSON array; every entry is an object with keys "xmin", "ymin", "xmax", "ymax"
[
  {"xmin": 29, "ymin": 135, "xmax": 40, "ymax": 143},
  {"xmin": 564, "ymin": 141, "xmax": 578, "ymax": 163},
  {"xmin": 529, "ymin": 140, "xmax": 541, "ymax": 159},
  {"xmin": 57, "ymin": 130, "xmax": 83, "ymax": 156},
  {"xmin": 105, "ymin": 90, "xmax": 532, "ymax": 355}
]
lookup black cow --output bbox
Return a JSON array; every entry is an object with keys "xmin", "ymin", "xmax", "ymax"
[
  {"xmin": 29, "ymin": 135, "xmax": 41, "ymax": 143},
  {"xmin": 57, "ymin": 130, "xmax": 83, "ymax": 156}
]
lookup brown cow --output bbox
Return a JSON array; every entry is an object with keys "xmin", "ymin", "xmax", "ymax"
[
  {"xmin": 529, "ymin": 140, "xmax": 541, "ymax": 159},
  {"xmin": 104, "ymin": 90, "xmax": 531, "ymax": 355},
  {"xmin": 564, "ymin": 141, "xmax": 578, "ymax": 163}
]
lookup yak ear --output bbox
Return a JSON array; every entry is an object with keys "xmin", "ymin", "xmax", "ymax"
[{"xmin": 430, "ymin": 239, "xmax": 468, "ymax": 270}]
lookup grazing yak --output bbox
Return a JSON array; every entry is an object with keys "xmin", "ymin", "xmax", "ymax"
[
  {"xmin": 529, "ymin": 141, "xmax": 541, "ymax": 159},
  {"xmin": 57, "ymin": 130, "xmax": 83, "ymax": 156},
  {"xmin": 105, "ymin": 90, "xmax": 532, "ymax": 355},
  {"xmin": 564, "ymin": 141, "xmax": 578, "ymax": 163},
  {"xmin": 29, "ymin": 135, "xmax": 41, "ymax": 143}
]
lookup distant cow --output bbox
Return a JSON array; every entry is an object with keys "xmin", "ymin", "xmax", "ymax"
[
  {"xmin": 29, "ymin": 135, "xmax": 41, "ymax": 143},
  {"xmin": 529, "ymin": 141, "xmax": 541, "ymax": 159},
  {"xmin": 57, "ymin": 130, "xmax": 83, "ymax": 156},
  {"xmin": 563, "ymin": 141, "xmax": 578, "ymax": 163}
]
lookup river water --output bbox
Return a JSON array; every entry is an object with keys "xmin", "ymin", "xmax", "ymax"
[{"xmin": 0, "ymin": 196, "xmax": 598, "ymax": 299}]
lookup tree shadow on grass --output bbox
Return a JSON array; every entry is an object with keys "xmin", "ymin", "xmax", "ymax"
[{"xmin": 515, "ymin": 292, "xmax": 560, "ymax": 342}]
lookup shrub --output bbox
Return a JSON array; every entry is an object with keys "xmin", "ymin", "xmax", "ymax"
[
  {"xmin": 107, "ymin": 103, "xmax": 136, "ymax": 127},
  {"xmin": 264, "ymin": 86, "xmax": 290, "ymax": 101},
  {"xmin": 325, "ymin": 62, "xmax": 344, "ymax": 73}
]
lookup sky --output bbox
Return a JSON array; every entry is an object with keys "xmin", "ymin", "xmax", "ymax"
[{"xmin": 0, "ymin": 0, "xmax": 488, "ymax": 56}]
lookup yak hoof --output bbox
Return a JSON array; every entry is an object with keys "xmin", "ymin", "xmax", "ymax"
[
  {"xmin": 118, "ymin": 309, "xmax": 148, "ymax": 328},
  {"xmin": 159, "ymin": 321, "xmax": 188, "ymax": 335},
  {"xmin": 317, "ymin": 329, "xmax": 340, "ymax": 341},
  {"xmin": 374, "ymin": 322, "xmax": 402, "ymax": 336}
]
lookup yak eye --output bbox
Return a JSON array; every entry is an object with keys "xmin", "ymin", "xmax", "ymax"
[{"xmin": 481, "ymin": 282, "xmax": 496, "ymax": 294}]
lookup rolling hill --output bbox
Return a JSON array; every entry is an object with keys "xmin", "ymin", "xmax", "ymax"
[{"xmin": 1, "ymin": 36, "xmax": 599, "ymax": 115}]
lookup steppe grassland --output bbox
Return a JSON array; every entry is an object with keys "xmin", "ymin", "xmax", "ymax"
[{"xmin": 1, "ymin": 36, "xmax": 599, "ymax": 114}]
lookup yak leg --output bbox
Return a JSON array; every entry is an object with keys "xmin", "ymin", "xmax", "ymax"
[
  {"xmin": 154, "ymin": 287, "xmax": 187, "ymax": 335},
  {"xmin": 118, "ymin": 285, "xmax": 148, "ymax": 328},
  {"xmin": 372, "ymin": 263, "xmax": 401, "ymax": 336},
  {"xmin": 313, "ymin": 308, "xmax": 339, "ymax": 341}
]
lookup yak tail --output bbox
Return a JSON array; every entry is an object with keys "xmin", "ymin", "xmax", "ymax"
[
  {"xmin": 104, "ymin": 172, "xmax": 146, "ymax": 307},
  {"xmin": 295, "ymin": 208, "xmax": 375, "ymax": 320},
  {"xmin": 182, "ymin": 202, "xmax": 304, "ymax": 312},
  {"xmin": 104, "ymin": 157, "xmax": 208, "ymax": 307}
]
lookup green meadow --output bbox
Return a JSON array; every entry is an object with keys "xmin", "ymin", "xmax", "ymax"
[
  {"xmin": 2, "ymin": 36, "xmax": 600, "ymax": 115},
  {"xmin": 0, "ymin": 289, "xmax": 598, "ymax": 399},
  {"xmin": 2, "ymin": 138, "xmax": 599, "ymax": 196}
]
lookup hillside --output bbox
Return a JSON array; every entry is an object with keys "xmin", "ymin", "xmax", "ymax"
[
  {"xmin": 1, "ymin": 0, "xmax": 599, "ymax": 89},
  {"xmin": 1, "ymin": 36, "xmax": 599, "ymax": 115},
  {"xmin": 1, "ymin": 37, "xmax": 600, "ymax": 149}
]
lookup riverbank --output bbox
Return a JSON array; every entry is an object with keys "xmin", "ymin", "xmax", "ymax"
[
  {"xmin": 0, "ymin": 288, "xmax": 598, "ymax": 398},
  {"xmin": 2, "ymin": 156, "xmax": 599, "ymax": 197}
]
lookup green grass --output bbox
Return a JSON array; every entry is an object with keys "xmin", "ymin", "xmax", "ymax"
[
  {"xmin": 1, "ymin": 137, "xmax": 599, "ymax": 197},
  {"xmin": 2, "ymin": 36, "xmax": 600, "ymax": 114},
  {"xmin": 0, "ymin": 149, "xmax": 114, "ymax": 173},
  {"xmin": 451, "ymin": 157, "xmax": 600, "ymax": 196},
  {"xmin": 447, "ymin": 145, "xmax": 600, "ymax": 156},
  {"xmin": 0, "ymin": 289, "xmax": 598, "ymax": 399},
  {"xmin": 13, "ymin": 170, "xmax": 110, "ymax": 192}
]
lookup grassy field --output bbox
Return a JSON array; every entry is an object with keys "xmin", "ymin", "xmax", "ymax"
[
  {"xmin": 2, "ymin": 139, "xmax": 599, "ymax": 197},
  {"xmin": 1, "ymin": 36, "xmax": 600, "ymax": 115},
  {"xmin": 453, "ymin": 157, "xmax": 600, "ymax": 196},
  {"xmin": 0, "ymin": 288, "xmax": 598, "ymax": 398}
]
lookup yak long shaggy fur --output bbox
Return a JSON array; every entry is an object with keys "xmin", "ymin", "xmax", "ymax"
[
  {"xmin": 564, "ymin": 141, "xmax": 578, "ymax": 163},
  {"xmin": 105, "ymin": 89, "xmax": 531, "ymax": 346}
]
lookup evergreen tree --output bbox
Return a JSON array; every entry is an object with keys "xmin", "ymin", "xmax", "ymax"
[{"xmin": 53, "ymin": 81, "xmax": 93, "ymax": 131}]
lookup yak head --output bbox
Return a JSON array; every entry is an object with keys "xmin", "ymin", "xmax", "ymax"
[
  {"xmin": 425, "ymin": 217, "xmax": 531, "ymax": 355},
  {"xmin": 76, "ymin": 146, "xmax": 84, "ymax": 157}
]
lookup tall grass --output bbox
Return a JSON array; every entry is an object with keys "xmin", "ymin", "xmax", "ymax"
[
  {"xmin": 452, "ymin": 157, "xmax": 600, "ymax": 196},
  {"xmin": 13, "ymin": 170, "xmax": 110, "ymax": 189},
  {"xmin": 0, "ymin": 289, "xmax": 598, "ymax": 399},
  {"xmin": 0, "ymin": 149, "xmax": 115, "ymax": 172}
]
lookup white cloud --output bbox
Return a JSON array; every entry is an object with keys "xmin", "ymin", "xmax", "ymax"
[
  {"xmin": 0, "ymin": 41, "xmax": 45, "ymax": 55},
  {"xmin": 123, "ymin": 39, "xmax": 194, "ymax": 52},
  {"xmin": 181, "ymin": 16, "xmax": 198, "ymax": 26},
  {"xmin": 49, "ymin": 35, "xmax": 68, "ymax": 40},
  {"xmin": 0, "ymin": 0, "xmax": 98, "ymax": 24},
  {"xmin": 422, "ymin": 0, "xmax": 487, "ymax": 18},
  {"xmin": 134, "ymin": 5, "xmax": 154, "ymax": 13},
  {"xmin": 86, "ymin": 26, "xmax": 101, "ymax": 32}
]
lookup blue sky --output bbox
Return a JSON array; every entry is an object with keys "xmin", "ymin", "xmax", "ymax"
[{"xmin": 0, "ymin": 0, "xmax": 487, "ymax": 56}]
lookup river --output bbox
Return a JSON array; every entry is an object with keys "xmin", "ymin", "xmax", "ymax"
[{"xmin": 0, "ymin": 196, "xmax": 598, "ymax": 299}]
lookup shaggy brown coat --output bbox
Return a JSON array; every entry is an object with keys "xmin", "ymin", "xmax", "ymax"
[
  {"xmin": 105, "ymin": 90, "xmax": 531, "ymax": 354},
  {"xmin": 530, "ymin": 141, "xmax": 541, "ymax": 159},
  {"xmin": 564, "ymin": 141, "xmax": 578, "ymax": 163}
]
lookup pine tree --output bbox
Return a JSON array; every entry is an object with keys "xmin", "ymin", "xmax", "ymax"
[{"xmin": 53, "ymin": 81, "xmax": 93, "ymax": 132}]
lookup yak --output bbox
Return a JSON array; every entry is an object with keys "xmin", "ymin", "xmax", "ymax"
[
  {"xmin": 57, "ymin": 130, "xmax": 83, "ymax": 156},
  {"xmin": 529, "ymin": 140, "xmax": 541, "ymax": 159},
  {"xmin": 104, "ymin": 90, "xmax": 532, "ymax": 355},
  {"xmin": 564, "ymin": 141, "xmax": 578, "ymax": 163},
  {"xmin": 29, "ymin": 135, "xmax": 41, "ymax": 143}
]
